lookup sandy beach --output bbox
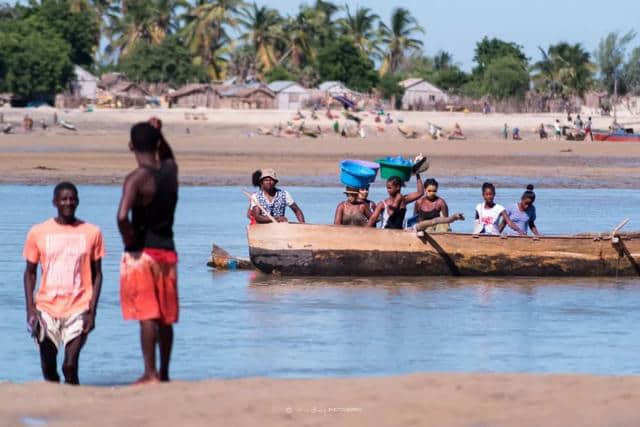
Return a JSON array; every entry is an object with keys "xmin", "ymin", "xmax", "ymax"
[
  {"xmin": 2, "ymin": 373, "xmax": 640, "ymax": 427},
  {"xmin": 1, "ymin": 108, "xmax": 639, "ymax": 187}
]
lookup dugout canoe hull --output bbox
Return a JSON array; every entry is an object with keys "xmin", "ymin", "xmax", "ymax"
[{"xmin": 247, "ymin": 223, "xmax": 640, "ymax": 276}]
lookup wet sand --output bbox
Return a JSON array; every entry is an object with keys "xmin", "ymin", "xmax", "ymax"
[
  {"xmin": 1, "ymin": 108, "xmax": 639, "ymax": 187},
  {"xmin": 2, "ymin": 374, "xmax": 640, "ymax": 426}
]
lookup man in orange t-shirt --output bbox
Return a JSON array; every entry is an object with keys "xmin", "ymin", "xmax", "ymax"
[{"xmin": 23, "ymin": 182, "xmax": 104, "ymax": 385}]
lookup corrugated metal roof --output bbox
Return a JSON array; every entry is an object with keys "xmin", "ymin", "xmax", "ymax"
[
  {"xmin": 400, "ymin": 78, "xmax": 446, "ymax": 94},
  {"xmin": 318, "ymin": 81, "xmax": 345, "ymax": 91},
  {"xmin": 268, "ymin": 81, "xmax": 295, "ymax": 92}
]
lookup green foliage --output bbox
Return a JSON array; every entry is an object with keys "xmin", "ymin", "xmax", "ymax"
[
  {"xmin": 481, "ymin": 55, "xmax": 530, "ymax": 100},
  {"xmin": 532, "ymin": 42, "xmax": 594, "ymax": 99},
  {"xmin": 594, "ymin": 30, "xmax": 636, "ymax": 95},
  {"xmin": 28, "ymin": 0, "xmax": 99, "ymax": 68},
  {"xmin": 377, "ymin": 73, "xmax": 404, "ymax": 102},
  {"xmin": 316, "ymin": 37, "xmax": 378, "ymax": 92},
  {"xmin": 623, "ymin": 47, "xmax": 640, "ymax": 96},
  {"xmin": 431, "ymin": 67, "xmax": 469, "ymax": 93},
  {"xmin": 0, "ymin": 29, "xmax": 73, "ymax": 98},
  {"xmin": 264, "ymin": 65, "xmax": 297, "ymax": 83},
  {"xmin": 117, "ymin": 36, "xmax": 208, "ymax": 84},
  {"xmin": 473, "ymin": 36, "xmax": 528, "ymax": 75}
]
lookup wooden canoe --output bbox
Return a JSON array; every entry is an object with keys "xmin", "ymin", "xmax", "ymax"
[
  {"xmin": 593, "ymin": 130, "xmax": 640, "ymax": 142},
  {"xmin": 247, "ymin": 223, "xmax": 640, "ymax": 277}
]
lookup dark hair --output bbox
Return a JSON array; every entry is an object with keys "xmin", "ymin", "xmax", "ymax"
[
  {"xmin": 130, "ymin": 122, "xmax": 161, "ymax": 152},
  {"xmin": 387, "ymin": 176, "xmax": 405, "ymax": 187},
  {"xmin": 53, "ymin": 181, "xmax": 78, "ymax": 199},
  {"xmin": 424, "ymin": 178, "xmax": 438, "ymax": 189},
  {"xmin": 251, "ymin": 170, "xmax": 262, "ymax": 187},
  {"xmin": 522, "ymin": 184, "xmax": 536, "ymax": 202},
  {"xmin": 481, "ymin": 182, "xmax": 495, "ymax": 193}
]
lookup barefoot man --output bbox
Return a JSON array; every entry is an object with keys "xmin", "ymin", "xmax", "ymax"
[
  {"xmin": 23, "ymin": 182, "xmax": 104, "ymax": 385},
  {"xmin": 117, "ymin": 119, "xmax": 179, "ymax": 384}
]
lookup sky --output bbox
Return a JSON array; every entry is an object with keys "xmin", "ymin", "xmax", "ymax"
[{"xmin": 257, "ymin": 0, "xmax": 640, "ymax": 71}]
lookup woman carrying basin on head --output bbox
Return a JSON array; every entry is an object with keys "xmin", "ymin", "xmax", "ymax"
[
  {"xmin": 249, "ymin": 169, "xmax": 305, "ymax": 224},
  {"xmin": 334, "ymin": 187, "xmax": 372, "ymax": 226},
  {"xmin": 367, "ymin": 171, "xmax": 424, "ymax": 229}
]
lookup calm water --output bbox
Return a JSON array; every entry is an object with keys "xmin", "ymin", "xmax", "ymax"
[{"xmin": 1, "ymin": 184, "xmax": 640, "ymax": 384}]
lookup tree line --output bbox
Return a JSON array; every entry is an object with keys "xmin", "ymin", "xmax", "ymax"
[{"xmin": 1, "ymin": 0, "xmax": 639, "ymax": 104}]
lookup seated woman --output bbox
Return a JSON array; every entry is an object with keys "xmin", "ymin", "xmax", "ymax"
[
  {"xmin": 367, "ymin": 173, "xmax": 424, "ymax": 229},
  {"xmin": 250, "ymin": 169, "xmax": 305, "ymax": 224},
  {"xmin": 334, "ymin": 187, "xmax": 372, "ymax": 226},
  {"xmin": 413, "ymin": 178, "xmax": 463, "ymax": 232},
  {"xmin": 473, "ymin": 182, "xmax": 523, "ymax": 235},
  {"xmin": 500, "ymin": 185, "xmax": 540, "ymax": 236}
]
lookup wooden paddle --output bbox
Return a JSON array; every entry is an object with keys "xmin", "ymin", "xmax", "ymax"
[{"xmin": 242, "ymin": 190, "xmax": 277, "ymax": 223}]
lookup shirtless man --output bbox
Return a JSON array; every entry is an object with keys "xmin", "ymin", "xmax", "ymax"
[
  {"xmin": 23, "ymin": 182, "xmax": 104, "ymax": 385},
  {"xmin": 117, "ymin": 118, "xmax": 179, "ymax": 384}
]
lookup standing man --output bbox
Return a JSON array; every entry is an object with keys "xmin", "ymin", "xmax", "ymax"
[
  {"xmin": 23, "ymin": 182, "xmax": 104, "ymax": 385},
  {"xmin": 117, "ymin": 119, "xmax": 179, "ymax": 384}
]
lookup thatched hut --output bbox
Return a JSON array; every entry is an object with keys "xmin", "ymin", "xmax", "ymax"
[
  {"xmin": 219, "ymin": 85, "xmax": 275, "ymax": 109},
  {"xmin": 167, "ymin": 84, "xmax": 219, "ymax": 108}
]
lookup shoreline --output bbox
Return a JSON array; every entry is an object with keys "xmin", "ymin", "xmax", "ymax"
[{"xmin": 3, "ymin": 373, "xmax": 640, "ymax": 426}]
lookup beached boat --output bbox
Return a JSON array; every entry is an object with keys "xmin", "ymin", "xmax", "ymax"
[
  {"xmin": 592, "ymin": 130, "xmax": 640, "ymax": 142},
  {"xmin": 247, "ymin": 223, "xmax": 640, "ymax": 276}
]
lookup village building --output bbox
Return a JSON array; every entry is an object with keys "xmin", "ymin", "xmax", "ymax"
[
  {"xmin": 167, "ymin": 83, "xmax": 219, "ymax": 108},
  {"xmin": 268, "ymin": 81, "xmax": 310, "ymax": 110},
  {"xmin": 218, "ymin": 84, "xmax": 275, "ymax": 109},
  {"xmin": 318, "ymin": 81, "xmax": 350, "ymax": 96},
  {"xmin": 400, "ymin": 78, "xmax": 449, "ymax": 110},
  {"xmin": 97, "ymin": 72, "xmax": 130, "ymax": 91},
  {"xmin": 70, "ymin": 65, "xmax": 98, "ymax": 100}
]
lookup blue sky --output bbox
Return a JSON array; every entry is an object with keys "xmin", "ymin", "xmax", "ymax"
[{"xmin": 257, "ymin": 0, "xmax": 640, "ymax": 70}]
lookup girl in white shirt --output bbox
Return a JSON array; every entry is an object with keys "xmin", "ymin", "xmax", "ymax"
[{"xmin": 473, "ymin": 182, "xmax": 523, "ymax": 235}]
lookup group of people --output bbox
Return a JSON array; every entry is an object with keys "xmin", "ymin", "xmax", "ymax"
[
  {"xmin": 249, "ymin": 168, "xmax": 540, "ymax": 237},
  {"xmin": 551, "ymin": 114, "xmax": 593, "ymax": 141},
  {"xmin": 24, "ymin": 118, "xmax": 179, "ymax": 385}
]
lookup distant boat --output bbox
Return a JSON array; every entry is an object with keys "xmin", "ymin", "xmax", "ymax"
[
  {"xmin": 592, "ymin": 129, "xmax": 640, "ymax": 142},
  {"xmin": 247, "ymin": 223, "xmax": 640, "ymax": 277}
]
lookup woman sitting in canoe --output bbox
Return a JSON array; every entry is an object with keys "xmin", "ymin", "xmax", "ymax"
[
  {"xmin": 413, "ymin": 178, "xmax": 464, "ymax": 232},
  {"xmin": 473, "ymin": 182, "xmax": 523, "ymax": 235},
  {"xmin": 499, "ymin": 185, "xmax": 540, "ymax": 236},
  {"xmin": 367, "ymin": 173, "xmax": 424, "ymax": 229},
  {"xmin": 333, "ymin": 187, "xmax": 372, "ymax": 226},
  {"xmin": 249, "ymin": 169, "xmax": 306, "ymax": 224}
]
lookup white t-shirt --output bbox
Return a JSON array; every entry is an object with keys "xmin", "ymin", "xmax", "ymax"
[{"xmin": 473, "ymin": 203, "xmax": 504, "ymax": 235}]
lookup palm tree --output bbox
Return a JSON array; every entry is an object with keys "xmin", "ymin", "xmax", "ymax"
[
  {"xmin": 338, "ymin": 5, "xmax": 379, "ymax": 55},
  {"xmin": 181, "ymin": 0, "xmax": 244, "ymax": 79},
  {"xmin": 433, "ymin": 50, "xmax": 453, "ymax": 70},
  {"xmin": 238, "ymin": 2, "xmax": 282, "ymax": 72},
  {"xmin": 278, "ymin": 13, "xmax": 314, "ymax": 71},
  {"xmin": 106, "ymin": 0, "xmax": 183, "ymax": 57},
  {"xmin": 533, "ymin": 42, "xmax": 595, "ymax": 98},
  {"xmin": 379, "ymin": 7, "xmax": 424, "ymax": 75}
]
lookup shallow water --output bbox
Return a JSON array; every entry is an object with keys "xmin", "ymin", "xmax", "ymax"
[{"xmin": 1, "ymin": 184, "xmax": 640, "ymax": 384}]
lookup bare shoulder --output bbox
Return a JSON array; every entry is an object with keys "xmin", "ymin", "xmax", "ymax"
[{"xmin": 124, "ymin": 167, "xmax": 151, "ymax": 186}]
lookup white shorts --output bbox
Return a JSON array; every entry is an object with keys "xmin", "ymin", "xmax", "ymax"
[{"xmin": 36, "ymin": 310, "xmax": 85, "ymax": 349}]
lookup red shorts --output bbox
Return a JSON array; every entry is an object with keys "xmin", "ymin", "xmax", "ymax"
[{"xmin": 120, "ymin": 250, "xmax": 179, "ymax": 324}]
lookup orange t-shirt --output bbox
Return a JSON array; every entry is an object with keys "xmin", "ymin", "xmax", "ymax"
[{"xmin": 23, "ymin": 218, "xmax": 105, "ymax": 318}]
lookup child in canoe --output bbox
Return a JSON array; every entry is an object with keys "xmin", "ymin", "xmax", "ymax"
[
  {"xmin": 473, "ymin": 182, "xmax": 523, "ymax": 235},
  {"xmin": 367, "ymin": 173, "xmax": 424, "ymax": 229},
  {"xmin": 334, "ymin": 187, "xmax": 372, "ymax": 226}
]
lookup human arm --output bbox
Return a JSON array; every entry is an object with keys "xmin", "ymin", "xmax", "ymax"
[
  {"xmin": 367, "ymin": 202, "xmax": 384, "ymax": 227},
  {"xmin": 500, "ymin": 210, "xmax": 524, "ymax": 235},
  {"xmin": 440, "ymin": 199, "xmax": 449, "ymax": 217},
  {"xmin": 415, "ymin": 213, "xmax": 465, "ymax": 231},
  {"xmin": 251, "ymin": 206, "xmax": 277, "ymax": 224},
  {"xmin": 334, "ymin": 203, "xmax": 344, "ymax": 225},
  {"xmin": 529, "ymin": 220, "xmax": 540, "ymax": 236},
  {"xmin": 290, "ymin": 203, "xmax": 305, "ymax": 224},
  {"xmin": 148, "ymin": 117, "xmax": 175, "ymax": 161},
  {"xmin": 23, "ymin": 261, "xmax": 38, "ymax": 329},
  {"xmin": 404, "ymin": 173, "xmax": 425, "ymax": 204},
  {"xmin": 83, "ymin": 259, "xmax": 102, "ymax": 334},
  {"xmin": 117, "ymin": 170, "xmax": 144, "ymax": 248}
]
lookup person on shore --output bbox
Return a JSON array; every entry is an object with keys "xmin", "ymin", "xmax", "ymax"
[
  {"xmin": 250, "ymin": 169, "xmax": 305, "ymax": 224},
  {"xmin": 500, "ymin": 185, "xmax": 540, "ymax": 236},
  {"xmin": 473, "ymin": 182, "xmax": 523, "ymax": 235},
  {"xmin": 554, "ymin": 119, "xmax": 562, "ymax": 140},
  {"xmin": 368, "ymin": 173, "xmax": 424, "ymax": 229},
  {"xmin": 539, "ymin": 123, "xmax": 548, "ymax": 139},
  {"xmin": 512, "ymin": 127, "xmax": 522, "ymax": 140},
  {"xmin": 23, "ymin": 182, "xmax": 105, "ymax": 385},
  {"xmin": 334, "ymin": 187, "xmax": 372, "ymax": 226},
  {"xmin": 117, "ymin": 119, "xmax": 179, "ymax": 384},
  {"xmin": 585, "ymin": 117, "xmax": 593, "ymax": 141},
  {"xmin": 414, "ymin": 178, "xmax": 450, "ymax": 231},
  {"xmin": 502, "ymin": 123, "xmax": 509, "ymax": 139}
]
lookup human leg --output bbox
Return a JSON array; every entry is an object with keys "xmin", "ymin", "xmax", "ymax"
[
  {"xmin": 137, "ymin": 319, "xmax": 160, "ymax": 384},
  {"xmin": 62, "ymin": 334, "xmax": 87, "ymax": 385},
  {"xmin": 38, "ymin": 338, "xmax": 60, "ymax": 382},
  {"xmin": 158, "ymin": 324, "xmax": 173, "ymax": 382}
]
